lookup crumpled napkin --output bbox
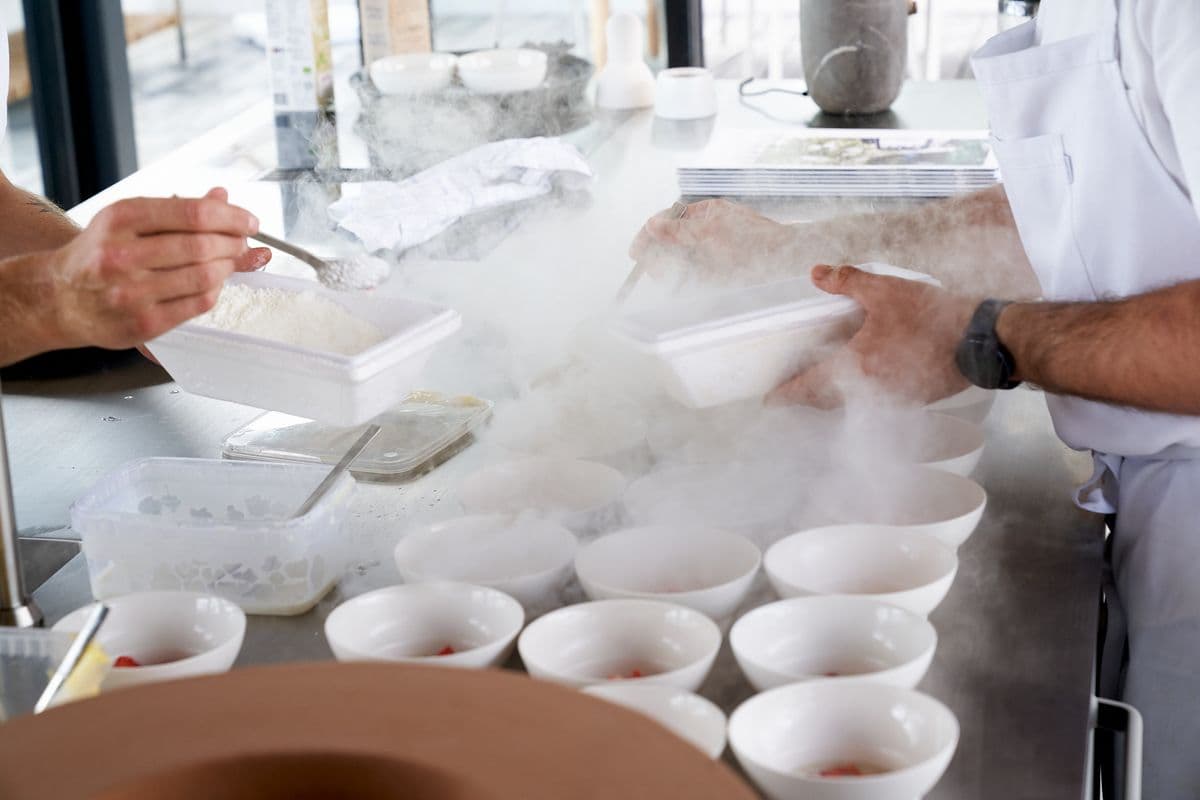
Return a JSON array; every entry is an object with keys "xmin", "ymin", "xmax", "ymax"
[{"xmin": 328, "ymin": 137, "xmax": 593, "ymax": 253}]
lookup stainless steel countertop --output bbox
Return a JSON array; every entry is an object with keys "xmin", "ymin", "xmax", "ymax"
[{"xmin": 9, "ymin": 79, "xmax": 1104, "ymax": 799}]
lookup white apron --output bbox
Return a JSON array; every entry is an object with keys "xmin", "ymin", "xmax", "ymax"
[{"xmin": 972, "ymin": 3, "xmax": 1200, "ymax": 796}]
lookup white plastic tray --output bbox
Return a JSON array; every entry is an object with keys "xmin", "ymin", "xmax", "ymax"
[
  {"xmin": 70, "ymin": 458, "xmax": 357, "ymax": 616},
  {"xmin": 147, "ymin": 272, "xmax": 462, "ymax": 426},
  {"xmin": 613, "ymin": 263, "xmax": 938, "ymax": 408}
]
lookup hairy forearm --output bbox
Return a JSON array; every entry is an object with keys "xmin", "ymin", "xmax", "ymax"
[
  {"xmin": 783, "ymin": 186, "xmax": 1041, "ymax": 298},
  {"xmin": 0, "ymin": 174, "xmax": 80, "ymax": 257},
  {"xmin": 997, "ymin": 280, "xmax": 1200, "ymax": 415},
  {"xmin": 0, "ymin": 251, "xmax": 63, "ymax": 366}
]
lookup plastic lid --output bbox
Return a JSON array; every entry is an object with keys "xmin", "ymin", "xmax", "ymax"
[
  {"xmin": 613, "ymin": 263, "xmax": 938, "ymax": 355},
  {"xmin": 222, "ymin": 392, "xmax": 493, "ymax": 481}
]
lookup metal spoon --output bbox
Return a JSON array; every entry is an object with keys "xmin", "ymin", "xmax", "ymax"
[
  {"xmin": 249, "ymin": 231, "xmax": 388, "ymax": 291},
  {"xmin": 34, "ymin": 603, "xmax": 108, "ymax": 714},
  {"xmin": 293, "ymin": 424, "xmax": 382, "ymax": 518},
  {"xmin": 613, "ymin": 200, "xmax": 689, "ymax": 304}
]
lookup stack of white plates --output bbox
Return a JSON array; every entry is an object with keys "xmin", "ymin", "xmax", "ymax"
[{"xmin": 678, "ymin": 128, "xmax": 1000, "ymax": 198}]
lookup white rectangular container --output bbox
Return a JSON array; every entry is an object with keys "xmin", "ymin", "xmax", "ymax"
[
  {"xmin": 613, "ymin": 263, "xmax": 937, "ymax": 408},
  {"xmin": 147, "ymin": 272, "xmax": 462, "ymax": 426},
  {"xmin": 70, "ymin": 458, "xmax": 357, "ymax": 616}
]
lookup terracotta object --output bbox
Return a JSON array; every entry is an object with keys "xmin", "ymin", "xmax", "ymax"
[
  {"xmin": 801, "ymin": 0, "xmax": 908, "ymax": 115},
  {"xmin": 0, "ymin": 662, "xmax": 756, "ymax": 799}
]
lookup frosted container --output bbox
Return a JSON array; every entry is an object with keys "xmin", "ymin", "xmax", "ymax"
[
  {"xmin": 146, "ymin": 272, "xmax": 462, "ymax": 426},
  {"xmin": 70, "ymin": 458, "xmax": 357, "ymax": 615},
  {"xmin": 612, "ymin": 263, "xmax": 937, "ymax": 408}
]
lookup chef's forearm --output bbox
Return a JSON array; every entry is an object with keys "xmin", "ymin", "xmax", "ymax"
[
  {"xmin": 789, "ymin": 185, "xmax": 1040, "ymax": 298},
  {"xmin": 0, "ymin": 251, "xmax": 64, "ymax": 366},
  {"xmin": 996, "ymin": 280, "xmax": 1200, "ymax": 415},
  {"xmin": 0, "ymin": 172, "xmax": 80, "ymax": 257}
]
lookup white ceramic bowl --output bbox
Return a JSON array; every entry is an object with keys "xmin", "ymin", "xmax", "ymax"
[
  {"xmin": 324, "ymin": 582, "xmax": 524, "ymax": 669},
  {"xmin": 584, "ymin": 683, "xmax": 727, "ymax": 759},
  {"xmin": 518, "ymin": 599, "xmax": 722, "ymax": 690},
  {"xmin": 574, "ymin": 525, "xmax": 760, "ymax": 621},
  {"xmin": 53, "ymin": 591, "xmax": 245, "ymax": 691},
  {"xmin": 926, "ymin": 385, "xmax": 995, "ymax": 424},
  {"xmin": 369, "ymin": 52, "xmax": 458, "ymax": 95},
  {"xmin": 764, "ymin": 525, "xmax": 958, "ymax": 617},
  {"xmin": 393, "ymin": 514, "xmax": 577, "ymax": 615},
  {"xmin": 729, "ymin": 596, "xmax": 937, "ymax": 692},
  {"xmin": 729, "ymin": 681, "xmax": 959, "ymax": 800},
  {"xmin": 458, "ymin": 48, "xmax": 548, "ymax": 94},
  {"xmin": 916, "ymin": 413, "xmax": 985, "ymax": 476},
  {"xmin": 456, "ymin": 457, "xmax": 626, "ymax": 531}
]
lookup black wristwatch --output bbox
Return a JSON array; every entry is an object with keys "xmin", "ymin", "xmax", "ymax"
[{"xmin": 955, "ymin": 299, "xmax": 1021, "ymax": 390}]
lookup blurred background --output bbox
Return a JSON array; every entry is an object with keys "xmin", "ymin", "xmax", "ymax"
[{"xmin": 0, "ymin": 0, "xmax": 1005, "ymax": 198}]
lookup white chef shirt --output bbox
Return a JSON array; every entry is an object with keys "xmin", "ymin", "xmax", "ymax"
[
  {"xmin": 1, "ymin": 25, "xmax": 8, "ymax": 141},
  {"xmin": 1035, "ymin": 0, "xmax": 1200, "ymax": 220}
]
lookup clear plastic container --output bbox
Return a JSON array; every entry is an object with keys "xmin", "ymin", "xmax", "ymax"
[
  {"xmin": 70, "ymin": 458, "xmax": 357, "ymax": 616},
  {"xmin": 146, "ymin": 272, "xmax": 462, "ymax": 426},
  {"xmin": 613, "ymin": 263, "xmax": 938, "ymax": 408},
  {"xmin": 221, "ymin": 391, "xmax": 493, "ymax": 482}
]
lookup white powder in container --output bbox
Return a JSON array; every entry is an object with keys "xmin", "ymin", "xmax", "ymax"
[{"xmin": 195, "ymin": 284, "xmax": 387, "ymax": 355}]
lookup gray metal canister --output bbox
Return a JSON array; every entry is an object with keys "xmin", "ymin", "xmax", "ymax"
[{"xmin": 800, "ymin": 0, "xmax": 908, "ymax": 115}]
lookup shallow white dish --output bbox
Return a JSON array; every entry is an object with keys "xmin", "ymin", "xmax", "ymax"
[
  {"xmin": 728, "ymin": 681, "xmax": 959, "ymax": 800},
  {"xmin": 729, "ymin": 596, "xmax": 936, "ymax": 692},
  {"xmin": 584, "ymin": 683, "xmax": 727, "ymax": 759},
  {"xmin": 324, "ymin": 582, "xmax": 524, "ymax": 669},
  {"xmin": 70, "ymin": 457, "xmax": 355, "ymax": 615},
  {"xmin": 518, "ymin": 599, "xmax": 721, "ymax": 690},
  {"xmin": 612, "ymin": 263, "xmax": 938, "ymax": 409},
  {"xmin": 916, "ymin": 413, "xmax": 985, "ymax": 476},
  {"xmin": 574, "ymin": 525, "xmax": 760, "ymax": 621},
  {"xmin": 369, "ymin": 52, "xmax": 458, "ymax": 94},
  {"xmin": 53, "ymin": 591, "xmax": 246, "ymax": 691},
  {"xmin": 148, "ymin": 271, "xmax": 461, "ymax": 426},
  {"xmin": 456, "ymin": 457, "xmax": 626, "ymax": 531},
  {"xmin": 458, "ymin": 48, "xmax": 548, "ymax": 94},
  {"xmin": 926, "ymin": 385, "xmax": 995, "ymax": 424},
  {"xmin": 394, "ymin": 514, "xmax": 577, "ymax": 616},
  {"xmin": 764, "ymin": 525, "xmax": 958, "ymax": 617}
]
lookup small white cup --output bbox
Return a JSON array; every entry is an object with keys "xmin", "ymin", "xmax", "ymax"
[{"xmin": 655, "ymin": 68, "xmax": 717, "ymax": 120}]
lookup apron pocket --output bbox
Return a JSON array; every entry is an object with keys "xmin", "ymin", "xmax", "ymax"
[{"xmin": 993, "ymin": 133, "xmax": 1096, "ymax": 301}]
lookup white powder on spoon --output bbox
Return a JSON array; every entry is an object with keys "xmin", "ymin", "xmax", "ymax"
[{"xmin": 195, "ymin": 284, "xmax": 387, "ymax": 355}]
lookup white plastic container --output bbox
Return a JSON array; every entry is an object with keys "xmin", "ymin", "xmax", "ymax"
[
  {"xmin": 147, "ymin": 272, "xmax": 462, "ymax": 426},
  {"xmin": 612, "ymin": 263, "xmax": 937, "ymax": 408},
  {"xmin": 70, "ymin": 458, "xmax": 357, "ymax": 615}
]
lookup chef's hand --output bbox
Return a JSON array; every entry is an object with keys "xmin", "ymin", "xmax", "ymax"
[
  {"xmin": 46, "ymin": 188, "xmax": 271, "ymax": 351},
  {"xmin": 629, "ymin": 199, "xmax": 795, "ymax": 284},
  {"xmin": 767, "ymin": 265, "xmax": 976, "ymax": 408}
]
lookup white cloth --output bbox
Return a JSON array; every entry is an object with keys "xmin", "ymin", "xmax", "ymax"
[
  {"xmin": 328, "ymin": 137, "xmax": 593, "ymax": 253},
  {"xmin": 1, "ymin": 24, "xmax": 8, "ymax": 141},
  {"xmin": 1034, "ymin": 0, "xmax": 1200, "ymax": 221},
  {"xmin": 974, "ymin": 4, "xmax": 1200, "ymax": 796}
]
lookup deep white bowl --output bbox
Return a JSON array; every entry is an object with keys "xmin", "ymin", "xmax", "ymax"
[
  {"xmin": 729, "ymin": 681, "xmax": 959, "ymax": 800},
  {"xmin": 729, "ymin": 596, "xmax": 937, "ymax": 692},
  {"xmin": 53, "ymin": 591, "xmax": 245, "ymax": 691},
  {"xmin": 456, "ymin": 457, "xmax": 626, "ymax": 531},
  {"xmin": 458, "ymin": 48, "xmax": 548, "ymax": 94},
  {"xmin": 369, "ymin": 52, "xmax": 458, "ymax": 95},
  {"xmin": 926, "ymin": 385, "xmax": 995, "ymax": 424},
  {"xmin": 574, "ymin": 525, "xmax": 760, "ymax": 621},
  {"xmin": 518, "ymin": 599, "xmax": 722, "ymax": 690},
  {"xmin": 764, "ymin": 525, "xmax": 958, "ymax": 617},
  {"xmin": 916, "ymin": 413, "xmax": 985, "ymax": 476},
  {"xmin": 584, "ymin": 683, "xmax": 727, "ymax": 759},
  {"xmin": 324, "ymin": 582, "xmax": 524, "ymax": 669},
  {"xmin": 393, "ymin": 514, "xmax": 577, "ymax": 615}
]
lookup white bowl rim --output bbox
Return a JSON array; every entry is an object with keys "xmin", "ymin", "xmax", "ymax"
[
  {"xmin": 728, "ymin": 595, "xmax": 937, "ymax": 679},
  {"xmin": 764, "ymin": 524, "xmax": 958, "ymax": 593},
  {"xmin": 53, "ymin": 590, "xmax": 246, "ymax": 676},
  {"xmin": 370, "ymin": 52, "xmax": 459, "ymax": 70},
  {"xmin": 917, "ymin": 412, "xmax": 986, "ymax": 463},
  {"xmin": 459, "ymin": 47, "xmax": 549, "ymax": 70},
  {"xmin": 324, "ymin": 581, "xmax": 525, "ymax": 661},
  {"xmin": 729, "ymin": 681, "xmax": 960, "ymax": 785},
  {"xmin": 574, "ymin": 525, "xmax": 761, "ymax": 601},
  {"xmin": 582, "ymin": 682, "xmax": 728, "ymax": 757},
  {"xmin": 394, "ymin": 513, "xmax": 578, "ymax": 585},
  {"xmin": 518, "ymin": 598, "xmax": 722, "ymax": 685}
]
